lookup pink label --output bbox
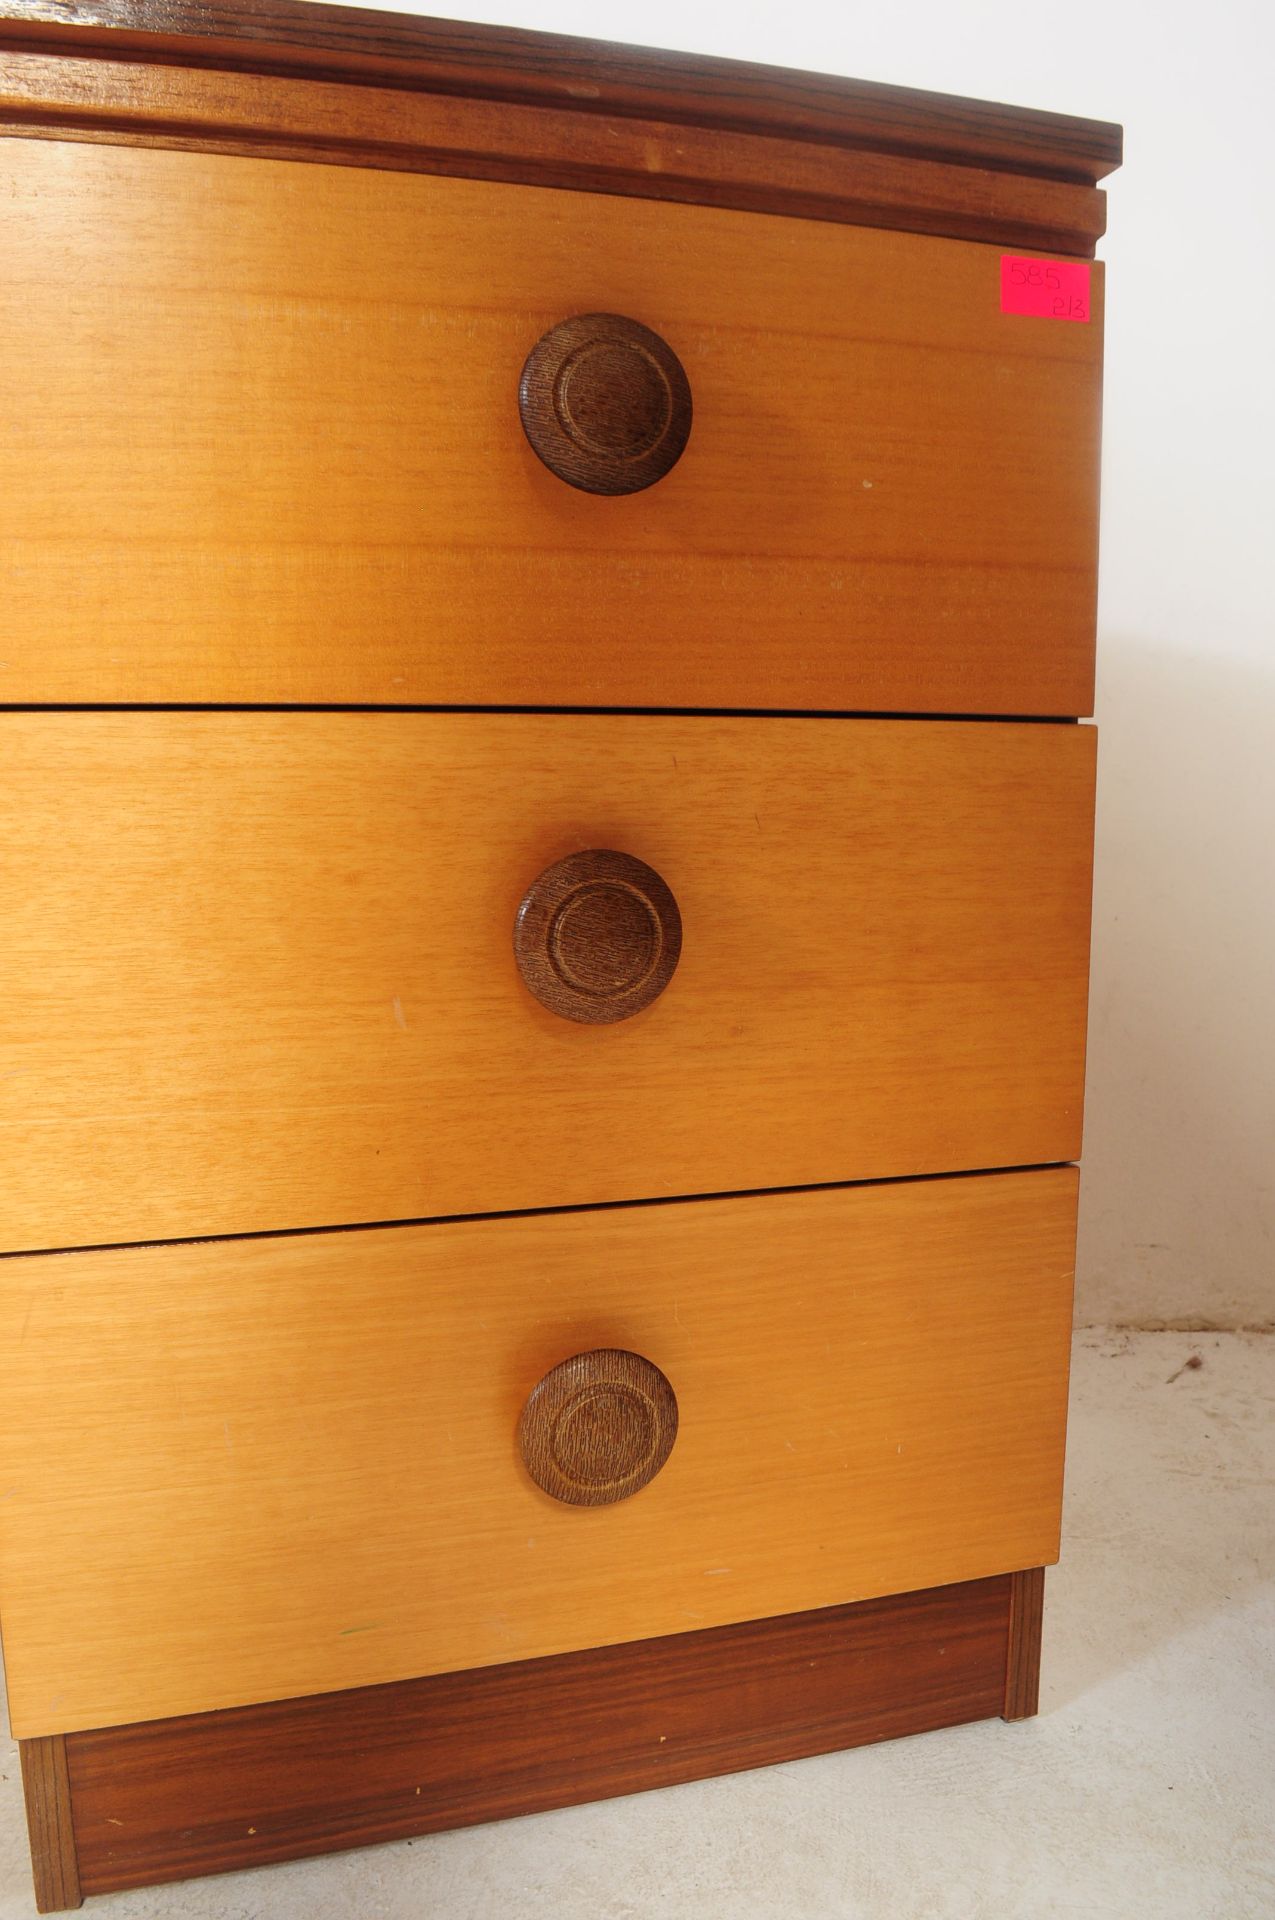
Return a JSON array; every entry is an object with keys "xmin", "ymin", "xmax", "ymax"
[{"xmin": 1000, "ymin": 256, "xmax": 1091, "ymax": 321}]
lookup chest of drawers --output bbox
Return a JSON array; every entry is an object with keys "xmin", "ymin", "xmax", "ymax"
[{"xmin": 0, "ymin": 3, "xmax": 1120, "ymax": 1908}]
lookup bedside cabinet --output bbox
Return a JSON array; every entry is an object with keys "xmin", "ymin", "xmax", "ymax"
[{"xmin": 0, "ymin": 3, "xmax": 1120, "ymax": 1908}]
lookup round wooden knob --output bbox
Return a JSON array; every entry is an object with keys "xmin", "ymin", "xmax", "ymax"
[
  {"xmin": 514, "ymin": 848, "xmax": 682, "ymax": 1025},
  {"xmin": 518, "ymin": 313, "xmax": 692, "ymax": 495},
  {"xmin": 518, "ymin": 1349, "xmax": 678, "ymax": 1506}
]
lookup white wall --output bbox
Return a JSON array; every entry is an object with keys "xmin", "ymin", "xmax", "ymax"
[{"xmin": 318, "ymin": 0, "xmax": 1275, "ymax": 1326}]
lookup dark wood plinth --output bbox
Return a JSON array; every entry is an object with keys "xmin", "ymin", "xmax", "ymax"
[{"xmin": 21, "ymin": 1570, "xmax": 1044, "ymax": 1911}]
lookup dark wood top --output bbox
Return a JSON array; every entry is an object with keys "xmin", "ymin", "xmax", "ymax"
[
  {"xmin": 0, "ymin": 0, "xmax": 1121, "ymax": 181},
  {"xmin": 0, "ymin": 0, "xmax": 1121, "ymax": 250}
]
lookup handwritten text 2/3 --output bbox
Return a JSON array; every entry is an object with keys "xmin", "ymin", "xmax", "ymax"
[{"xmin": 1000, "ymin": 255, "xmax": 1091, "ymax": 322}]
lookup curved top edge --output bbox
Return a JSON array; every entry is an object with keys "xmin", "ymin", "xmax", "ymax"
[{"xmin": 0, "ymin": 0, "xmax": 1123, "ymax": 182}]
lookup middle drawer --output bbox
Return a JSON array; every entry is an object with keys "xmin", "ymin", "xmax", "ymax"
[{"xmin": 0, "ymin": 712, "xmax": 1094, "ymax": 1252}]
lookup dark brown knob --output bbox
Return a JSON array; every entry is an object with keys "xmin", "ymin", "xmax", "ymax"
[
  {"xmin": 518, "ymin": 313, "xmax": 692, "ymax": 495},
  {"xmin": 514, "ymin": 848, "xmax": 682, "ymax": 1025},
  {"xmin": 518, "ymin": 1349, "xmax": 678, "ymax": 1507}
]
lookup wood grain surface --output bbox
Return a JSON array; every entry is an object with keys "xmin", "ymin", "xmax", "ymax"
[
  {"xmin": 0, "ymin": 0, "xmax": 1123, "ymax": 183},
  {"xmin": 1003, "ymin": 1564, "xmax": 1047, "ymax": 1718},
  {"xmin": 0, "ymin": 51, "xmax": 1110, "ymax": 257},
  {"xmin": 0, "ymin": 712, "xmax": 1095, "ymax": 1253},
  {"xmin": 0, "ymin": 0, "xmax": 1120, "ymax": 252},
  {"xmin": 0, "ymin": 1172, "xmax": 1076, "ymax": 1735},
  {"xmin": 0, "ymin": 140, "xmax": 1104, "ymax": 714},
  {"xmin": 18, "ymin": 1737, "xmax": 82, "ymax": 1913},
  {"xmin": 62, "ymin": 1574, "xmax": 1019, "ymax": 1898}
]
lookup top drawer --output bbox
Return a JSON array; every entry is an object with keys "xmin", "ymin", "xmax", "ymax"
[{"xmin": 0, "ymin": 140, "xmax": 1101, "ymax": 715}]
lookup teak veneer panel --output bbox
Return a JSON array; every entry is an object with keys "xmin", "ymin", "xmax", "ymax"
[
  {"xmin": 0, "ymin": 139, "xmax": 1103, "ymax": 713},
  {"xmin": 0, "ymin": 712, "xmax": 1095, "ymax": 1253},
  {"xmin": 59, "ymin": 1575, "xmax": 1020, "ymax": 1900},
  {"xmin": 0, "ymin": 1172, "xmax": 1076, "ymax": 1735}
]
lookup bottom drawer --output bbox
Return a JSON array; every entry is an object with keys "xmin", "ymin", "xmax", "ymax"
[{"xmin": 0, "ymin": 1170, "xmax": 1076, "ymax": 1737}]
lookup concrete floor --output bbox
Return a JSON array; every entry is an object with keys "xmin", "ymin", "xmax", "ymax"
[{"xmin": 2, "ymin": 1330, "xmax": 1271, "ymax": 1919}]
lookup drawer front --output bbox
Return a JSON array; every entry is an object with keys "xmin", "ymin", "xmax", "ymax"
[
  {"xmin": 0, "ymin": 140, "xmax": 1101, "ymax": 715},
  {"xmin": 0, "ymin": 714, "xmax": 1094, "ymax": 1252},
  {"xmin": 0, "ymin": 1169, "xmax": 1076, "ymax": 1736}
]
